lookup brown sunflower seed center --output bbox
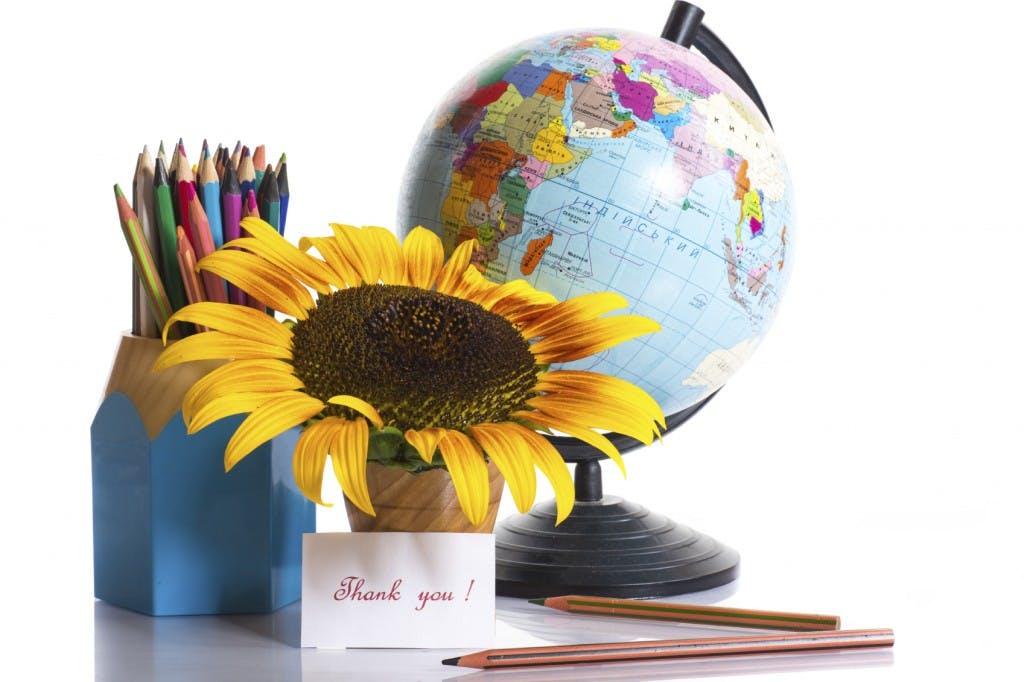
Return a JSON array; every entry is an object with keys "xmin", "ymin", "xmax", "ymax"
[{"xmin": 290, "ymin": 284, "xmax": 538, "ymax": 430}]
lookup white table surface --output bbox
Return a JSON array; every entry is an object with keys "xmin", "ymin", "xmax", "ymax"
[{"xmin": 93, "ymin": 591, "xmax": 896, "ymax": 682}]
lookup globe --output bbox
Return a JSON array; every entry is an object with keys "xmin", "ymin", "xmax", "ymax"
[{"xmin": 399, "ymin": 27, "xmax": 795, "ymax": 423}]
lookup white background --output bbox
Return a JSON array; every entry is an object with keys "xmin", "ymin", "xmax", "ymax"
[{"xmin": 2, "ymin": 0, "xmax": 1022, "ymax": 679}]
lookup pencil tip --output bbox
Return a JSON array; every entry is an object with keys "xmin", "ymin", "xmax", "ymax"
[
  {"xmin": 527, "ymin": 598, "xmax": 546, "ymax": 606},
  {"xmin": 441, "ymin": 657, "xmax": 458, "ymax": 666},
  {"xmin": 113, "ymin": 183, "xmax": 124, "ymax": 196}
]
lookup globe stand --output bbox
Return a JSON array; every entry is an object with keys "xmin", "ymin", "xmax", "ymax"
[
  {"xmin": 495, "ymin": 461, "xmax": 739, "ymax": 598},
  {"xmin": 495, "ymin": 392, "xmax": 739, "ymax": 597}
]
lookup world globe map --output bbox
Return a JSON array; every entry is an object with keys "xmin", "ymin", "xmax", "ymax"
[{"xmin": 400, "ymin": 28, "xmax": 794, "ymax": 418}]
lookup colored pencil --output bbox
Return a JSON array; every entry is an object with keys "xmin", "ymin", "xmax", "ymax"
[
  {"xmin": 238, "ymin": 148, "xmax": 257, "ymax": 205},
  {"xmin": 214, "ymin": 145, "xmax": 226, "ymax": 180},
  {"xmin": 157, "ymin": 140, "xmax": 168, "ymax": 173},
  {"xmin": 168, "ymin": 138, "xmax": 182, "ymax": 184},
  {"xmin": 152, "ymin": 156, "xmax": 188, "ymax": 311},
  {"xmin": 241, "ymin": 189, "xmax": 265, "ymax": 311},
  {"xmin": 276, "ymin": 154, "xmax": 289, "ymax": 234},
  {"xmin": 186, "ymin": 184, "xmax": 228, "ymax": 303},
  {"xmin": 243, "ymin": 188, "xmax": 260, "ymax": 220},
  {"xmin": 176, "ymin": 225, "xmax": 207, "ymax": 312},
  {"xmin": 530, "ymin": 596, "xmax": 841, "ymax": 632},
  {"xmin": 230, "ymin": 140, "xmax": 242, "ymax": 172},
  {"xmin": 253, "ymin": 144, "xmax": 266, "ymax": 187},
  {"xmin": 442, "ymin": 628, "xmax": 895, "ymax": 669},
  {"xmin": 175, "ymin": 152, "xmax": 197, "ymax": 248},
  {"xmin": 198, "ymin": 155, "xmax": 224, "ymax": 248},
  {"xmin": 114, "ymin": 184, "xmax": 173, "ymax": 332},
  {"xmin": 131, "ymin": 148, "xmax": 160, "ymax": 337},
  {"xmin": 259, "ymin": 167, "xmax": 281, "ymax": 233},
  {"xmin": 220, "ymin": 159, "xmax": 245, "ymax": 305}
]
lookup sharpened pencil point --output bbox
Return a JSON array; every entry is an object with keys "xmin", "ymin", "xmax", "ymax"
[
  {"xmin": 114, "ymin": 183, "xmax": 125, "ymax": 197},
  {"xmin": 441, "ymin": 657, "xmax": 458, "ymax": 666},
  {"xmin": 528, "ymin": 598, "xmax": 546, "ymax": 606}
]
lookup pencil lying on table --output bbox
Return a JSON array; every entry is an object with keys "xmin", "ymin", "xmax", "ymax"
[
  {"xmin": 530, "ymin": 595, "xmax": 841, "ymax": 631},
  {"xmin": 442, "ymin": 628, "xmax": 895, "ymax": 669}
]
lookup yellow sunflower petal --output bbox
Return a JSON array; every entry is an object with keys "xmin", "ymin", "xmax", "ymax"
[
  {"xmin": 185, "ymin": 358, "xmax": 303, "ymax": 421},
  {"xmin": 329, "ymin": 417, "xmax": 374, "ymax": 516},
  {"xmin": 530, "ymin": 316, "xmax": 662, "ymax": 364},
  {"xmin": 229, "ymin": 234, "xmax": 336, "ymax": 295},
  {"xmin": 436, "ymin": 430, "xmax": 490, "ymax": 527},
  {"xmin": 514, "ymin": 410, "xmax": 627, "ymax": 478},
  {"xmin": 327, "ymin": 395, "xmax": 384, "ymax": 428},
  {"xmin": 292, "ymin": 418, "xmax": 335, "ymax": 505},
  {"xmin": 225, "ymin": 392, "xmax": 325, "ymax": 471},
  {"xmin": 183, "ymin": 359, "xmax": 304, "ymax": 426},
  {"xmin": 527, "ymin": 394, "xmax": 659, "ymax": 445},
  {"xmin": 185, "ymin": 391, "xmax": 280, "ymax": 433},
  {"xmin": 444, "ymin": 260, "xmax": 493, "ymax": 301},
  {"xmin": 153, "ymin": 331, "xmax": 291, "ymax": 371},
  {"xmin": 198, "ymin": 250, "xmax": 313, "ymax": 319},
  {"xmin": 465, "ymin": 278, "xmax": 537, "ymax": 313},
  {"xmin": 299, "ymin": 235, "xmax": 359, "ymax": 288},
  {"xmin": 330, "ymin": 223, "xmax": 382, "ymax": 284},
  {"xmin": 435, "ymin": 238, "xmax": 478, "ymax": 294},
  {"xmin": 364, "ymin": 226, "xmax": 407, "ymax": 285},
  {"xmin": 495, "ymin": 300, "xmax": 558, "ymax": 327},
  {"xmin": 521, "ymin": 292, "xmax": 630, "ymax": 339},
  {"xmin": 537, "ymin": 370, "xmax": 666, "ymax": 429},
  {"xmin": 162, "ymin": 301, "xmax": 294, "ymax": 347},
  {"xmin": 505, "ymin": 423, "xmax": 575, "ymax": 524},
  {"xmin": 402, "ymin": 226, "xmax": 444, "ymax": 289},
  {"xmin": 404, "ymin": 427, "xmax": 445, "ymax": 465},
  {"xmin": 468, "ymin": 423, "xmax": 537, "ymax": 514}
]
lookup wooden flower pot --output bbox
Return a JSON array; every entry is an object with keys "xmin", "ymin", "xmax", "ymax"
[{"xmin": 344, "ymin": 462, "xmax": 504, "ymax": 533}]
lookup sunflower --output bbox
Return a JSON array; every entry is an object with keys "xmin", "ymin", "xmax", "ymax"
[{"xmin": 155, "ymin": 217, "xmax": 665, "ymax": 526}]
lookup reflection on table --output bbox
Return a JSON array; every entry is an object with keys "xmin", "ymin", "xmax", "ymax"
[{"xmin": 94, "ymin": 590, "xmax": 893, "ymax": 682}]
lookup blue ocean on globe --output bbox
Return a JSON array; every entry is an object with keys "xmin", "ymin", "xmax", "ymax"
[{"xmin": 400, "ymin": 28, "xmax": 795, "ymax": 418}]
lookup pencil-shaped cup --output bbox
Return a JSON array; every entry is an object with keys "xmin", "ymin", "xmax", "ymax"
[{"xmin": 90, "ymin": 333, "xmax": 315, "ymax": 616}]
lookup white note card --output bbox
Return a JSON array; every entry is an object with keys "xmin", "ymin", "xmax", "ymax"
[{"xmin": 301, "ymin": 532, "xmax": 496, "ymax": 649}]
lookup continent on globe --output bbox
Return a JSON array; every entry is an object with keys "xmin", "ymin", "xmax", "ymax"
[{"xmin": 401, "ymin": 28, "xmax": 796, "ymax": 418}]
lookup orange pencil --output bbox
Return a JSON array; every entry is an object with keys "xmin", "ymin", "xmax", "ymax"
[
  {"xmin": 442, "ymin": 628, "xmax": 895, "ymax": 669},
  {"xmin": 186, "ymin": 184, "xmax": 228, "ymax": 303},
  {"xmin": 114, "ymin": 184, "xmax": 173, "ymax": 333},
  {"xmin": 176, "ymin": 225, "xmax": 207, "ymax": 318},
  {"xmin": 531, "ymin": 595, "xmax": 841, "ymax": 631}
]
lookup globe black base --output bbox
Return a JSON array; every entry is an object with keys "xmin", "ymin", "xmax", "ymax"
[{"xmin": 494, "ymin": 495, "xmax": 739, "ymax": 598}]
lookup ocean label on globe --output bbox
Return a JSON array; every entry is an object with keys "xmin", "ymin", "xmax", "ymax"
[{"xmin": 401, "ymin": 29, "xmax": 795, "ymax": 418}]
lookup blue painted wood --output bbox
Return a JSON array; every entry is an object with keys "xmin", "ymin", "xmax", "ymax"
[{"xmin": 91, "ymin": 392, "xmax": 314, "ymax": 616}]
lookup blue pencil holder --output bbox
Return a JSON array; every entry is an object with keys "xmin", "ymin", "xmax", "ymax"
[{"xmin": 91, "ymin": 333, "xmax": 315, "ymax": 616}]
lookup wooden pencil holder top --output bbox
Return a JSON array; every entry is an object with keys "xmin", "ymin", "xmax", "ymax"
[{"xmin": 101, "ymin": 332, "xmax": 221, "ymax": 439}]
